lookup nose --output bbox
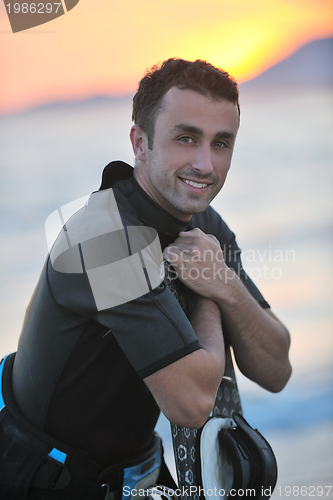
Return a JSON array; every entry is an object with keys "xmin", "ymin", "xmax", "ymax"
[{"xmin": 193, "ymin": 145, "xmax": 213, "ymax": 176}]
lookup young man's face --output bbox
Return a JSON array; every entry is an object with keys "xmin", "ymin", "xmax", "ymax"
[{"xmin": 132, "ymin": 87, "xmax": 239, "ymax": 221}]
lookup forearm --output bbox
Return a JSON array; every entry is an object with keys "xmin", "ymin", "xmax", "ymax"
[
  {"xmin": 144, "ymin": 297, "xmax": 225, "ymax": 428},
  {"xmin": 163, "ymin": 228, "xmax": 292, "ymax": 393},
  {"xmin": 184, "ymin": 297, "xmax": 226, "ymax": 419},
  {"xmin": 190, "ymin": 295, "xmax": 225, "ymax": 373},
  {"xmin": 215, "ymin": 267, "xmax": 291, "ymax": 392}
]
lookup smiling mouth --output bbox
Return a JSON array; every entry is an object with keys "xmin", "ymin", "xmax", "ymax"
[{"xmin": 180, "ymin": 178, "xmax": 209, "ymax": 189}]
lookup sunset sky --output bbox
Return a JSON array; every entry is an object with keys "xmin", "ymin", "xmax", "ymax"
[{"xmin": 0, "ymin": 0, "xmax": 332, "ymax": 114}]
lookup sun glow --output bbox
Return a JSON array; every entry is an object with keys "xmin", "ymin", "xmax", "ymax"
[
  {"xmin": 176, "ymin": 0, "xmax": 333, "ymax": 81},
  {"xmin": 0, "ymin": 0, "xmax": 332, "ymax": 114}
]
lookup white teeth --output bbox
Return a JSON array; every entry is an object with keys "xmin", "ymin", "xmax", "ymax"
[{"xmin": 183, "ymin": 179, "xmax": 208, "ymax": 189}]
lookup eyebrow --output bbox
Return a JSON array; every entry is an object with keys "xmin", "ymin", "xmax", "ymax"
[
  {"xmin": 172, "ymin": 123, "xmax": 235, "ymax": 141},
  {"xmin": 173, "ymin": 124, "xmax": 203, "ymax": 136}
]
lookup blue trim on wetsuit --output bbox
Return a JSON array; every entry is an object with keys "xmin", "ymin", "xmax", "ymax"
[
  {"xmin": 0, "ymin": 355, "xmax": 10, "ymax": 412},
  {"xmin": 48, "ymin": 447, "xmax": 67, "ymax": 464},
  {"xmin": 1, "ymin": 354, "xmax": 67, "ymax": 466}
]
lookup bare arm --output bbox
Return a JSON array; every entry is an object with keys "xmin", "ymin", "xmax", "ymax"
[
  {"xmin": 163, "ymin": 228, "xmax": 292, "ymax": 393},
  {"xmin": 144, "ymin": 296, "xmax": 225, "ymax": 428},
  {"xmin": 214, "ymin": 272, "xmax": 291, "ymax": 392}
]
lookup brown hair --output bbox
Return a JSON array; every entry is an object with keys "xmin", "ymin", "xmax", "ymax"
[{"xmin": 132, "ymin": 58, "xmax": 239, "ymax": 148}]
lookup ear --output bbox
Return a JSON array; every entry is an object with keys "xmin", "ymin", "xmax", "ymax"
[{"xmin": 130, "ymin": 125, "xmax": 147, "ymax": 161}]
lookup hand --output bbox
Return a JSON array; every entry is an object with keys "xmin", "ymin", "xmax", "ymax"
[
  {"xmin": 163, "ymin": 228, "xmax": 292, "ymax": 393},
  {"xmin": 163, "ymin": 228, "xmax": 236, "ymax": 300}
]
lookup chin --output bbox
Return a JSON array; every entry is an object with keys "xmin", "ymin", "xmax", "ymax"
[{"xmin": 178, "ymin": 203, "xmax": 210, "ymax": 216}]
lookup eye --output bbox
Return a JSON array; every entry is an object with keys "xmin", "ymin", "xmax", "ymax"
[
  {"xmin": 178, "ymin": 136, "xmax": 194, "ymax": 144},
  {"xmin": 213, "ymin": 141, "xmax": 227, "ymax": 148}
]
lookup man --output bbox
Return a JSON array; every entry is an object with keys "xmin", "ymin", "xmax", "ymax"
[{"xmin": 0, "ymin": 58, "xmax": 291, "ymax": 499}]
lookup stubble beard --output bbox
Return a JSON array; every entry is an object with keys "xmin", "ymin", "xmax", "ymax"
[
  {"xmin": 151, "ymin": 172, "xmax": 219, "ymax": 218},
  {"xmin": 146, "ymin": 152, "xmax": 221, "ymax": 219}
]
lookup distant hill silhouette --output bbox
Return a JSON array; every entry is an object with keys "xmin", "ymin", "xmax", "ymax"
[
  {"xmin": 17, "ymin": 95, "xmax": 132, "ymax": 116},
  {"xmin": 5, "ymin": 37, "xmax": 332, "ymax": 116},
  {"xmin": 241, "ymin": 37, "xmax": 333, "ymax": 88}
]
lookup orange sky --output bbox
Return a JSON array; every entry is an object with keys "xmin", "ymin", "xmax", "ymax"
[{"xmin": 0, "ymin": 0, "xmax": 332, "ymax": 114}]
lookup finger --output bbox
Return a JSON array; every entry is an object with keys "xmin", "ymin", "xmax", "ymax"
[
  {"xmin": 163, "ymin": 245, "xmax": 183, "ymax": 263},
  {"xmin": 164, "ymin": 242, "xmax": 190, "ymax": 254},
  {"xmin": 174, "ymin": 234, "xmax": 196, "ymax": 246},
  {"xmin": 207, "ymin": 234, "xmax": 219, "ymax": 243},
  {"xmin": 179, "ymin": 228, "xmax": 204, "ymax": 236},
  {"xmin": 170, "ymin": 242, "xmax": 192, "ymax": 253}
]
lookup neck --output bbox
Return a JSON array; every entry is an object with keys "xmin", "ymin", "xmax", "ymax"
[{"xmin": 133, "ymin": 167, "xmax": 192, "ymax": 223}]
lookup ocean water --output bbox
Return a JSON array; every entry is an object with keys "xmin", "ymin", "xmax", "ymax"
[{"xmin": 1, "ymin": 85, "xmax": 333, "ymax": 489}]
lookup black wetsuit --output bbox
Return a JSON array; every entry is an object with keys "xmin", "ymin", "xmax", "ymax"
[{"xmin": 10, "ymin": 161, "xmax": 270, "ymax": 476}]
